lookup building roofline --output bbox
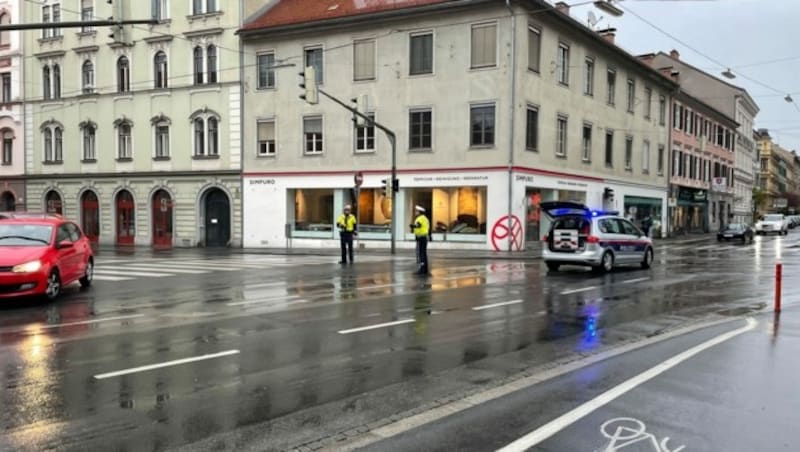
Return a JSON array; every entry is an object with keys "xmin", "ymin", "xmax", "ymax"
[
  {"xmin": 675, "ymin": 90, "xmax": 739, "ymax": 128},
  {"xmin": 655, "ymin": 51, "xmax": 760, "ymax": 114}
]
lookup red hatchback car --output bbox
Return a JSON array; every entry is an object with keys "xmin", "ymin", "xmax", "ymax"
[{"xmin": 0, "ymin": 214, "xmax": 94, "ymax": 301}]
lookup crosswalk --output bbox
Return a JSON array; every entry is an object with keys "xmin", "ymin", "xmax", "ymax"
[{"xmin": 92, "ymin": 254, "xmax": 402, "ymax": 282}]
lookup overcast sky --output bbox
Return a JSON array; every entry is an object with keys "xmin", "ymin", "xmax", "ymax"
[{"xmin": 568, "ymin": 0, "xmax": 800, "ymax": 151}]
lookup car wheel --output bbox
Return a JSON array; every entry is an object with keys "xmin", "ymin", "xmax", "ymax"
[
  {"xmin": 546, "ymin": 262, "xmax": 560, "ymax": 272},
  {"xmin": 717, "ymin": 237, "xmax": 722, "ymax": 242},
  {"xmin": 594, "ymin": 251, "xmax": 614, "ymax": 274},
  {"xmin": 45, "ymin": 269, "xmax": 61, "ymax": 301},
  {"xmin": 79, "ymin": 259, "xmax": 93, "ymax": 288},
  {"xmin": 641, "ymin": 247, "xmax": 654, "ymax": 269}
]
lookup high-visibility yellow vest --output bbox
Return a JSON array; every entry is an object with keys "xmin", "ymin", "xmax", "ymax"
[
  {"xmin": 337, "ymin": 214, "xmax": 357, "ymax": 233},
  {"xmin": 413, "ymin": 214, "xmax": 430, "ymax": 237}
]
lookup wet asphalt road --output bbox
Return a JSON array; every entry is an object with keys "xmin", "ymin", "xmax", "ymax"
[{"xmin": 1, "ymin": 233, "xmax": 799, "ymax": 451}]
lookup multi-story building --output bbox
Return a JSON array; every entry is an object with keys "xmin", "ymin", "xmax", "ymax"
[
  {"xmin": 238, "ymin": 0, "xmax": 677, "ymax": 251},
  {"xmin": 0, "ymin": 0, "xmax": 24, "ymax": 212},
  {"xmin": 648, "ymin": 51, "xmax": 759, "ymax": 226},
  {"xmin": 21, "ymin": 0, "xmax": 247, "ymax": 247},
  {"xmin": 754, "ymin": 129, "xmax": 796, "ymax": 213}
]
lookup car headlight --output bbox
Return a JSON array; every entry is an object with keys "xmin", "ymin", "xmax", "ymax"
[{"xmin": 12, "ymin": 260, "xmax": 42, "ymax": 273}]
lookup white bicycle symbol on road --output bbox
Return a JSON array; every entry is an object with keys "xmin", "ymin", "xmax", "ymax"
[{"xmin": 598, "ymin": 417, "xmax": 686, "ymax": 452}]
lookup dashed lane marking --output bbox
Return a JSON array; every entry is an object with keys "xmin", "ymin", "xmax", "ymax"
[
  {"xmin": 338, "ymin": 319, "xmax": 415, "ymax": 335},
  {"xmin": 93, "ymin": 349, "xmax": 241, "ymax": 380},
  {"xmin": 560, "ymin": 286, "xmax": 598, "ymax": 295},
  {"xmin": 472, "ymin": 299, "xmax": 524, "ymax": 311}
]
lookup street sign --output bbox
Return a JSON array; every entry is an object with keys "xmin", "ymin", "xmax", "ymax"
[
  {"xmin": 354, "ymin": 171, "xmax": 364, "ymax": 187},
  {"xmin": 774, "ymin": 198, "xmax": 788, "ymax": 208}
]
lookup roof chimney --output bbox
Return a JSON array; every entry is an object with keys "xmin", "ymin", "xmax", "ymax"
[
  {"xmin": 555, "ymin": 2, "xmax": 570, "ymax": 15},
  {"xmin": 597, "ymin": 28, "xmax": 616, "ymax": 44},
  {"xmin": 670, "ymin": 49, "xmax": 680, "ymax": 60}
]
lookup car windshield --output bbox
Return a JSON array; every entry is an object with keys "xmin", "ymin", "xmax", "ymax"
[
  {"xmin": 764, "ymin": 215, "xmax": 784, "ymax": 221},
  {"xmin": 726, "ymin": 224, "xmax": 744, "ymax": 230},
  {"xmin": 0, "ymin": 224, "xmax": 53, "ymax": 246}
]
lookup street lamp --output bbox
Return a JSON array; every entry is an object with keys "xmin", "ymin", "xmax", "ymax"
[
  {"xmin": 593, "ymin": 0, "xmax": 623, "ymax": 17},
  {"xmin": 721, "ymin": 68, "xmax": 735, "ymax": 79},
  {"xmin": 785, "ymin": 94, "xmax": 794, "ymax": 103}
]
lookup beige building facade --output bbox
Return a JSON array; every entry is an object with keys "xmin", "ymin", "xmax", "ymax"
[{"xmin": 0, "ymin": 0, "xmax": 24, "ymax": 212}]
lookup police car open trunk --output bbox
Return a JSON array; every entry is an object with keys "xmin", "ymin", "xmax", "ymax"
[{"xmin": 540, "ymin": 202, "xmax": 593, "ymax": 254}]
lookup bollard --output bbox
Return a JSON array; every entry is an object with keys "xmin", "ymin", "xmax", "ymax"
[{"xmin": 775, "ymin": 263, "xmax": 782, "ymax": 313}]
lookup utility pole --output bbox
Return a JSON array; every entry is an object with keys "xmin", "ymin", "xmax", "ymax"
[{"xmin": 299, "ymin": 67, "xmax": 398, "ymax": 254}]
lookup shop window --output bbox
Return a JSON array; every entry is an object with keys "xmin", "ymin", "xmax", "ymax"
[
  {"xmin": 406, "ymin": 187, "xmax": 487, "ymax": 238},
  {"xmin": 291, "ymin": 189, "xmax": 333, "ymax": 235},
  {"xmin": 344, "ymin": 188, "xmax": 392, "ymax": 235}
]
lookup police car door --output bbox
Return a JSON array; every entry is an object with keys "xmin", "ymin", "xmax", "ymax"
[{"xmin": 617, "ymin": 218, "xmax": 645, "ymax": 262}]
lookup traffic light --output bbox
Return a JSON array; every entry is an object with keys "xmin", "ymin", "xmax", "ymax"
[
  {"xmin": 603, "ymin": 187, "xmax": 614, "ymax": 199},
  {"xmin": 392, "ymin": 178, "xmax": 399, "ymax": 192},
  {"xmin": 299, "ymin": 66, "xmax": 318, "ymax": 105},
  {"xmin": 381, "ymin": 178, "xmax": 392, "ymax": 197}
]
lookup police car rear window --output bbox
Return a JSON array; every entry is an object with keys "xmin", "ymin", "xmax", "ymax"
[{"xmin": 553, "ymin": 217, "xmax": 591, "ymax": 232}]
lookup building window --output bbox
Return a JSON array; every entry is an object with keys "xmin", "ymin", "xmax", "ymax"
[
  {"xmin": 190, "ymin": 115, "xmax": 219, "ymax": 157},
  {"xmin": 81, "ymin": 0, "xmax": 93, "ymax": 32},
  {"xmin": 626, "ymin": 79, "xmax": 635, "ymax": 113},
  {"xmin": 53, "ymin": 64, "xmax": 61, "ymax": 99},
  {"xmin": 193, "ymin": 46, "xmax": 204, "ymax": 84},
  {"xmin": 528, "ymin": 26, "xmax": 540, "ymax": 72},
  {"xmin": 355, "ymin": 113, "xmax": 375, "ymax": 153},
  {"xmin": 470, "ymin": 23, "xmax": 497, "ymax": 68},
  {"xmin": 52, "ymin": 4, "xmax": 61, "ymax": 37},
  {"xmin": 42, "ymin": 5, "xmax": 61, "ymax": 39},
  {"xmin": 304, "ymin": 46, "xmax": 323, "ymax": 84},
  {"xmin": 605, "ymin": 130, "xmax": 614, "ymax": 167},
  {"xmin": 644, "ymin": 88, "xmax": 652, "ymax": 119},
  {"xmin": 687, "ymin": 111, "xmax": 694, "ymax": 135},
  {"xmin": 672, "ymin": 150, "xmax": 679, "ymax": 177},
  {"xmin": 556, "ymin": 115, "xmax": 568, "ymax": 157},
  {"xmin": 556, "ymin": 43, "xmax": 569, "ymax": 85},
  {"xmin": 625, "ymin": 136, "xmax": 633, "ymax": 170},
  {"xmin": 81, "ymin": 122, "xmax": 96, "ymax": 160},
  {"xmin": 42, "ymin": 66, "xmax": 51, "ymax": 100},
  {"xmin": 42, "ymin": 123, "xmax": 63, "ymax": 163},
  {"xmin": 0, "ymin": 13, "xmax": 10, "ymax": 46},
  {"xmin": 525, "ymin": 106, "xmax": 538, "ymax": 151},
  {"xmin": 410, "ymin": 32, "xmax": 433, "ymax": 75},
  {"xmin": 257, "ymin": 120, "xmax": 276, "ymax": 156},
  {"xmin": 152, "ymin": 0, "xmax": 168, "ymax": 21},
  {"xmin": 470, "ymin": 104, "xmax": 495, "ymax": 147},
  {"xmin": 584, "ymin": 57, "xmax": 594, "ymax": 96},
  {"xmin": 582, "ymin": 123, "xmax": 592, "ymax": 162},
  {"xmin": 193, "ymin": 118, "xmax": 204, "ymax": 155},
  {"xmin": 207, "ymin": 45, "xmax": 217, "ymax": 83},
  {"xmin": 117, "ymin": 122, "xmax": 132, "ymax": 159},
  {"xmin": 154, "ymin": 51, "xmax": 168, "ymax": 88},
  {"xmin": 607, "ymin": 69, "xmax": 616, "ymax": 105},
  {"xmin": 81, "ymin": 60, "xmax": 94, "ymax": 94},
  {"xmin": 117, "ymin": 56, "xmax": 130, "ymax": 93},
  {"xmin": 257, "ymin": 52, "xmax": 275, "ymax": 89},
  {"xmin": 642, "ymin": 140, "xmax": 650, "ymax": 172},
  {"xmin": 353, "ymin": 39, "xmax": 376, "ymax": 81},
  {"xmin": 1, "ymin": 73, "xmax": 10, "ymax": 103},
  {"xmin": 154, "ymin": 121, "xmax": 170, "ymax": 158},
  {"xmin": 657, "ymin": 145, "xmax": 665, "ymax": 175},
  {"xmin": 409, "ymin": 109, "xmax": 432, "ymax": 150},
  {"xmin": 2, "ymin": 130, "xmax": 12, "ymax": 165},
  {"xmin": 208, "ymin": 117, "xmax": 219, "ymax": 155},
  {"xmin": 659, "ymin": 96, "xmax": 666, "ymax": 126},
  {"xmin": 303, "ymin": 116, "xmax": 323, "ymax": 154},
  {"xmin": 192, "ymin": 0, "xmax": 216, "ymax": 15}
]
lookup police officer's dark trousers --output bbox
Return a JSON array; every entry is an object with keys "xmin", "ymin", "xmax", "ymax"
[
  {"xmin": 340, "ymin": 232, "xmax": 354, "ymax": 264},
  {"xmin": 415, "ymin": 236, "xmax": 428, "ymax": 274}
]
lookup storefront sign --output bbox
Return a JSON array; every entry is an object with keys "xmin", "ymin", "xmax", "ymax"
[
  {"xmin": 557, "ymin": 180, "xmax": 589, "ymax": 188},
  {"xmin": 516, "ymin": 175, "xmax": 535, "ymax": 183},
  {"xmin": 677, "ymin": 187, "xmax": 707, "ymax": 202},
  {"xmin": 711, "ymin": 177, "xmax": 727, "ymax": 191},
  {"xmin": 412, "ymin": 175, "xmax": 489, "ymax": 183},
  {"xmin": 249, "ymin": 179, "xmax": 276, "ymax": 185}
]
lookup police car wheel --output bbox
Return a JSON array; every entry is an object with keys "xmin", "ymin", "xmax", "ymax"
[
  {"xmin": 641, "ymin": 248, "xmax": 653, "ymax": 269},
  {"xmin": 593, "ymin": 252, "xmax": 613, "ymax": 273},
  {"xmin": 546, "ymin": 262, "xmax": 560, "ymax": 272}
]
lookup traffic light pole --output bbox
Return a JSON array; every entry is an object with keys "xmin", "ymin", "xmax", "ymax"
[{"xmin": 316, "ymin": 88, "xmax": 397, "ymax": 254}]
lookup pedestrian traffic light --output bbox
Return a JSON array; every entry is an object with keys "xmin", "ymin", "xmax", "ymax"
[
  {"xmin": 381, "ymin": 178, "xmax": 392, "ymax": 197},
  {"xmin": 299, "ymin": 66, "xmax": 318, "ymax": 105}
]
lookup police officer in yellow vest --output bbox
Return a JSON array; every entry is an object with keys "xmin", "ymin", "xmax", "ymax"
[
  {"xmin": 337, "ymin": 205, "xmax": 357, "ymax": 264},
  {"xmin": 410, "ymin": 205, "xmax": 430, "ymax": 275}
]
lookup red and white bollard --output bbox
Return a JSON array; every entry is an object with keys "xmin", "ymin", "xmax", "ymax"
[{"xmin": 775, "ymin": 263, "xmax": 782, "ymax": 313}]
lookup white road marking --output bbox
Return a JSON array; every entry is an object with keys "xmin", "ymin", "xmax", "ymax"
[
  {"xmin": 94, "ymin": 349, "xmax": 240, "ymax": 380},
  {"xmin": 94, "ymin": 269, "xmax": 171, "ymax": 278},
  {"xmin": 120, "ymin": 265, "xmax": 209, "ymax": 274},
  {"xmin": 226, "ymin": 295, "xmax": 302, "ymax": 307},
  {"xmin": 243, "ymin": 281, "xmax": 286, "ymax": 289},
  {"xmin": 621, "ymin": 277, "xmax": 650, "ymax": 284},
  {"xmin": 560, "ymin": 286, "xmax": 598, "ymax": 295},
  {"xmin": 496, "ymin": 318, "xmax": 757, "ymax": 452},
  {"xmin": 338, "ymin": 319, "xmax": 415, "ymax": 335},
  {"xmin": 93, "ymin": 275, "xmax": 135, "ymax": 281},
  {"xmin": 472, "ymin": 299, "xmax": 524, "ymax": 311},
  {"xmin": 36, "ymin": 314, "xmax": 145, "ymax": 329}
]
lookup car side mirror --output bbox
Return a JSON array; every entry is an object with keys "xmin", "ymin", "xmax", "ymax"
[{"xmin": 56, "ymin": 240, "xmax": 73, "ymax": 249}]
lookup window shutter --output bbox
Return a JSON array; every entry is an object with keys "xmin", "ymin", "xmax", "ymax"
[
  {"xmin": 258, "ymin": 121, "xmax": 275, "ymax": 140},
  {"xmin": 354, "ymin": 40, "xmax": 375, "ymax": 80}
]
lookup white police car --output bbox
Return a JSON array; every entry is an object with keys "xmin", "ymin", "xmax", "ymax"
[{"xmin": 541, "ymin": 201, "xmax": 654, "ymax": 273}]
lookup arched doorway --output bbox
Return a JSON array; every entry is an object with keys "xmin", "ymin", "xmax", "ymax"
[
  {"xmin": 0, "ymin": 191, "xmax": 14, "ymax": 212},
  {"xmin": 115, "ymin": 190, "xmax": 135, "ymax": 246},
  {"xmin": 45, "ymin": 190, "xmax": 63, "ymax": 215},
  {"xmin": 203, "ymin": 188, "xmax": 230, "ymax": 247},
  {"xmin": 152, "ymin": 189, "xmax": 173, "ymax": 249},
  {"xmin": 81, "ymin": 191, "xmax": 100, "ymax": 244}
]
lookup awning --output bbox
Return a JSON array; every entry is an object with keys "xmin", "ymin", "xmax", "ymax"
[{"xmin": 624, "ymin": 196, "xmax": 663, "ymax": 207}]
